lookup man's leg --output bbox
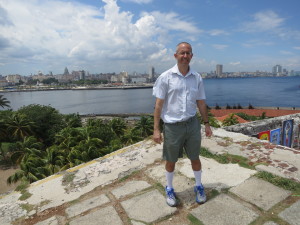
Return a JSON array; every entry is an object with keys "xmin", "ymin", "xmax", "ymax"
[
  {"xmin": 165, "ymin": 161, "xmax": 177, "ymax": 206},
  {"xmin": 191, "ymin": 159, "xmax": 202, "ymax": 186},
  {"xmin": 191, "ymin": 159, "xmax": 206, "ymax": 204},
  {"xmin": 165, "ymin": 161, "xmax": 176, "ymax": 188},
  {"xmin": 163, "ymin": 123, "xmax": 184, "ymax": 207}
]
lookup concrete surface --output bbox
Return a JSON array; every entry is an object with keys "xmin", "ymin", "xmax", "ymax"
[
  {"xmin": 0, "ymin": 127, "xmax": 299, "ymax": 225},
  {"xmin": 278, "ymin": 200, "xmax": 300, "ymax": 225},
  {"xmin": 230, "ymin": 177, "xmax": 291, "ymax": 211},
  {"xmin": 191, "ymin": 194, "xmax": 259, "ymax": 225}
]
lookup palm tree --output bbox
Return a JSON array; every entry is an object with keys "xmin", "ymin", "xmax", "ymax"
[
  {"xmin": 55, "ymin": 127, "xmax": 82, "ymax": 153},
  {"xmin": 109, "ymin": 118, "xmax": 126, "ymax": 137},
  {"xmin": 121, "ymin": 129, "xmax": 142, "ymax": 145},
  {"xmin": 42, "ymin": 146, "xmax": 65, "ymax": 175},
  {"xmin": 85, "ymin": 118, "xmax": 104, "ymax": 127},
  {"xmin": 0, "ymin": 95, "xmax": 10, "ymax": 108},
  {"xmin": 10, "ymin": 136, "xmax": 43, "ymax": 165},
  {"xmin": 0, "ymin": 120, "xmax": 7, "ymax": 140},
  {"xmin": 134, "ymin": 116, "xmax": 154, "ymax": 137},
  {"xmin": 6, "ymin": 113, "xmax": 35, "ymax": 141},
  {"xmin": 64, "ymin": 113, "xmax": 82, "ymax": 128},
  {"xmin": 7, "ymin": 154, "xmax": 46, "ymax": 184}
]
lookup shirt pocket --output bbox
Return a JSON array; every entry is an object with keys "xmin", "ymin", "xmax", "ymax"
[{"xmin": 187, "ymin": 87, "xmax": 198, "ymax": 102}]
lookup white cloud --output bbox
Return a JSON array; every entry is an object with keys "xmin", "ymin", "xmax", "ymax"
[
  {"xmin": 121, "ymin": 0, "xmax": 153, "ymax": 3},
  {"xmin": 242, "ymin": 10, "xmax": 285, "ymax": 32},
  {"xmin": 141, "ymin": 11, "xmax": 202, "ymax": 35},
  {"xmin": 280, "ymin": 51, "xmax": 293, "ymax": 55},
  {"xmin": 212, "ymin": 44, "xmax": 228, "ymax": 50},
  {"xmin": 0, "ymin": 0, "xmax": 201, "ymax": 74},
  {"xmin": 208, "ymin": 29, "xmax": 229, "ymax": 36},
  {"xmin": 229, "ymin": 61, "xmax": 241, "ymax": 66},
  {"xmin": 294, "ymin": 46, "xmax": 300, "ymax": 50},
  {"xmin": 242, "ymin": 40, "xmax": 274, "ymax": 48}
]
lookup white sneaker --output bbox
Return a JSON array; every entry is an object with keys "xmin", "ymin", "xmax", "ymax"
[
  {"xmin": 194, "ymin": 184, "xmax": 206, "ymax": 204},
  {"xmin": 165, "ymin": 186, "xmax": 177, "ymax": 207}
]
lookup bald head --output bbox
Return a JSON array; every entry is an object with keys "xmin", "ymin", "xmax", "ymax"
[{"xmin": 176, "ymin": 42, "xmax": 192, "ymax": 54}]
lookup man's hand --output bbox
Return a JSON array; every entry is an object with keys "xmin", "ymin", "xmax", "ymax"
[
  {"xmin": 205, "ymin": 125, "xmax": 213, "ymax": 137},
  {"xmin": 153, "ymin": 129, "xmax": 163, "ymax": 144}
]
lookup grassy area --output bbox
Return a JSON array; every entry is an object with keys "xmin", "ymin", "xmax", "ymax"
[
  {"xmin": 255, "ymin": 171, "xmax": 300, "ymax": 195},
  {"xmin": 19, "ymin": 189, "xmax": 32, "ymax": 201},
  {"xmin": 200, "ymin": 147, "xmax": 300, "ymax": 194},
  {"xmin": 200, "ymin": 147, "xmax": 255, "ymax": 169},
  {"xmin": 187, "ymin": 214, "xmax": 204, "ymax": 225}
]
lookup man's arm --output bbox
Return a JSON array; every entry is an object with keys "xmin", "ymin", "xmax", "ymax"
[
  {"xmin": 197, "ymin": 100, "xmax": 212, "ymax": 137},
  {"xmin": 153, "ymin": 98, "xmax": 164, "ymax": 144}
]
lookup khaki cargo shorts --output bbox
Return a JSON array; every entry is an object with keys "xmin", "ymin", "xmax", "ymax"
[{"xmin": 163, "ymin": 115, "xmax": 201, "ymax": 162}]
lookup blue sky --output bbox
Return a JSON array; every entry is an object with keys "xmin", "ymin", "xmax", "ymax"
[{"xmin": 0, "ymin": 0, "xmax": 300, "ymax": 76}]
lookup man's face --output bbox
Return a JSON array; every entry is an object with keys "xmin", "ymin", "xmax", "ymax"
[{"xmin": 174, "ymin": 43, "xmax": 193, "ymax": 66}]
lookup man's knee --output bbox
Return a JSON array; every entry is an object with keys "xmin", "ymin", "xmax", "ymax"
[
  {"xmin": 165, "ymin": 161, "xmax": 176, "ymax": 172},
  {"xmin": 191, "ymin": 159, "xmax": 201, "ymax": 171}
]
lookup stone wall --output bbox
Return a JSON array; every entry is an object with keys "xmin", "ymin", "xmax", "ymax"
[{"xmin": 224, "ymin": 113, "xmax": 300, "ymax": 143}]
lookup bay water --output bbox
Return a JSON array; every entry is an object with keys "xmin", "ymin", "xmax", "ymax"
[{"xmin": 2, "ymin": 76, "xmax": 300, "ymax": 115}]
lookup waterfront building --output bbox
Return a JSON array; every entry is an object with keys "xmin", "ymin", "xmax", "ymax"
[
  {"xmin": 6, "ymin": 74, "xmax": 21, "ymax": 84},
  {"xmin": 272, "ymin": 64, "xmax": 282, "ymax": 76},
  {"xmin": 149, "ymin": 66, "xmax": 155, "ymax": 82},
  {"xmin": 79, "ymin": 70, "xmax": 85, "ymax": 80},
  {"xmin": 0, "ymin": 79, "xmax": 8, "ymax": 87},
  {"xmin": 216, "ymin": 64, "xmax": 223, "ymax": 77}
]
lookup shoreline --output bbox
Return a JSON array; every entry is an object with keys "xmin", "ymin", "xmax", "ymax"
[
  {"xmin": 0, "ymin": 85, "xmax": 153, "ymax": 93},
  {"xmin": 78, "ymin": 107, "xmax": 300, "ymax": 118}
]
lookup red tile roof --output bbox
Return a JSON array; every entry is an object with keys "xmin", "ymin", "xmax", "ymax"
[{"xmin": 215, "ymin": 114, "xmax": 249, "ymax": 124}]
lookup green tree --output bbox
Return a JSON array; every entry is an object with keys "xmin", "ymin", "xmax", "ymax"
[
  {"xmin": 0, "ymin": 95, "xmax": 10, "ymax": 108},
  {"xmin": 121, "ymin": 129, "xmax": 142, "ymax": 145},
  {"xmin": 260, "ymin": 112, "xmax": 266, "ymax": 119},
  {"xmin": 42, "ymin": 146, "xmax": 65, "ymax": 175},
  {"xmin": 7, "ymin": 154, "xmax": 47, "ymax": 184},
  {"xmin": 109, "ymin": 118, "xmax": 126, "ymax": 137},
  {"xmin": 42, "ymin": 78, "xmax": 59, "ymax": 85},
  {"xmin": 6, "ymin": 113, "xmax": 36, "ymax": 141},
  {"xmin": 134, "ymin": 116, "xmax": 153, "ymax": 137},
  {"xmin": 55, "ymin": 127, "xmax": 82, "ymax": 153},
  {"xmin": 17, "ymin": 104, "xmax": 65, "ymax": 146},
  {"xmin": 10, "ymin": 136, "xmax": 44, "ymax": 165},
  {"xmin": 63, "ymin": 113, "xmax": 82, "ymax": 128}
]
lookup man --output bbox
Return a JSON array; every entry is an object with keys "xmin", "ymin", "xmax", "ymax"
[{"xmin": 152, "ymin": 42, "xmax": 212, "ymax": 207}]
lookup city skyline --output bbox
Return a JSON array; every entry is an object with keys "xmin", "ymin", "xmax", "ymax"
[{"xmin": 1, "ymin": 0, "xmax": 300, "ymax": 76}]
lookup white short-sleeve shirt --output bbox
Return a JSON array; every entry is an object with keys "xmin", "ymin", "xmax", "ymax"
[{"xmin": 153, "ymin": 64, "xmax": 206, "ymax": 123}]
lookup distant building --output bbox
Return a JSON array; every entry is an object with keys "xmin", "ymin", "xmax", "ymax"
[
  {"xmin": 216, "ymin": 64, "xmax": 223, "ymax": 77},
  {"xmin": 272, "ymin": 65, "xmax": 282, "ymax": 76},
  {"xmin": 131, "ymin": 77, "xmax": 147, "ymax": 83},
  {"xmin": 79, "ymin": 70, "xmax": 85, "ymax": 80},
  {"xmin": 64, "ymin": 67, "xmax": 70, "ymax": 75},
  {"xmin": 110, "ymin": 71, "xmax": 128, "ymax": 83},
  {"xmin": 149, "ymin": 66, "xmax": 155, "ymax": 82},
  {"xmin": 0, "ymin": 79, "xmax": 8, "ymax": 87},
  {"xmin": 6, "ymin": 74, "xmax": 21, "ymax": 84}
]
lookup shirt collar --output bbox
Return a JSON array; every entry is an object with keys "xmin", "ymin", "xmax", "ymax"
[{"xmin": 171, "ymin": 64, "xmax": 196, "ymax": 77}]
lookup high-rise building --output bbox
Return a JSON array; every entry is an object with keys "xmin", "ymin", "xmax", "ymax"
[
  {"xmin": 79, "ymin": 70, "xmax": 85, "ymax": 80},
  {"xmin": 216, "ymin": 64, "xmax": 223, "ymax": 77},
  {"xmin": 272, "ymin": 65, "xmax": 282, "ymax": 75},
  {"xmin": 149, "ymin": 66, "xmax": 155, "ymax": 82}
]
